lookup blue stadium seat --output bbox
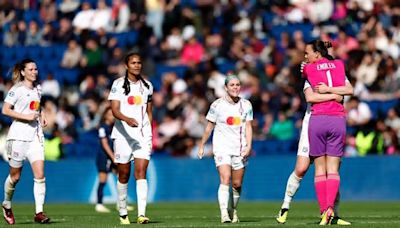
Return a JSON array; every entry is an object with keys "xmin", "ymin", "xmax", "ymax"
[
  {"xmin": 26, "ymin": 45, "xmax": 42, "ymax": 60},
  {"xmin": 14, "ymin": 47, "xmax": 29, "ymax": 61}
]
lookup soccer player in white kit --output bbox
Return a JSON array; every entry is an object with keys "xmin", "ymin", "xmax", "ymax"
[
  {"xmin": 108, "ymin": 53, "xmax": 153, "ymax": 225},
  {"xmin": 276, "ymin": 50, "xmax": 353, "ymax": 225},
  {"xmin": 198, "ymin": 74, "xmax": 253, "ymax": 223},
  {"xmin": 2, "ymin": 59, "xmax": 50, "ymax": 224}
]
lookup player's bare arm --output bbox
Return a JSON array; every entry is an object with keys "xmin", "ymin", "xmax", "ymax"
[
  {"xmin": 100, "ymin": 137, "xmax": 115, "ymax": 162},
  {"xmin": 2, "ymin": 102, "xmax": 39, "ymax": 122},
  {"xmin": 314, "ymin": 81, "xmax": 353, "ymax": 96},
  {"xmin": 198, "ymin": 121, "xmax": 215, "ymax": 159},
  {"xmin": 110, "ymin": 100, "xmax": 138, "ymax": 127},
  {"xmin": 241, "ymin": 120, "xmax": 252, "ymax": 158},
  {"xmin": 304, "ymin": 87, "xmax": 342, "ymax": 104}
]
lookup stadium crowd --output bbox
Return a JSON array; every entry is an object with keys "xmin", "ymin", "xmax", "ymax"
[{"xmin": 0, "ymin": 0, "xmax": 399, "ymax": 159}]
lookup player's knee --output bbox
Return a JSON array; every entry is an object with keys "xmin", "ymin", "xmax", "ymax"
[
  {"xmin": 294, "ymin": 167, "xmax": 307, "ymax": 178},
  {"xmin": 118, "ymin": 173, "xmax": 130, "ymax": 183},
  {"xmin": 134, "ymin": 170, "xmax": 147, "ymax": 180},
  {"xmin": 232, "ymin": 181, "xmax": 242, "ymax": 189},
  {"xmin": 10, "ymin": 173, "xmax": 21, "ymax": 184}
]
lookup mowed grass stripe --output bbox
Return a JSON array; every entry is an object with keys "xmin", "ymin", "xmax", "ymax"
[{"xmin": 4, "ymin": 202, "xmax": 400, "ymax": 227}]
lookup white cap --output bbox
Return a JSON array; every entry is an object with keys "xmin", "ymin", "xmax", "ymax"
[
  {"xmin": 182, "ymin": 25, "xmax": 195, "ymax": 41},
  {"xmin": 173, "ymin": 79, "xmax": 187, "ymax": 94}
]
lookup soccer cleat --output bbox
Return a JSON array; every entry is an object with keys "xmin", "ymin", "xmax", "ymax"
[
  {"xmin": 319, "ymin": 207, "xmax": 334, "ymax": 225},
  {"xmin": 119, "ymin": 215, "xmax": 130, "ymax": 225},
  {"xmin": 2, "ymin": 206, "xmax": 15, "ymax": 225},
  {"xmin": 95, "ymin": 204, "xmax": 111, "ymax": 213},
  {"xmin": 137, "ymin": 215, "xmax": 150, "ymax": 224},
  {"xmin": 231, "ymin": 209, "xmax": 239, "ymax": 223},
  {"xmin": 276, "ymin": 208, "xmax": 289, "ymax": 224},
  {"xmin": 221, "ymin": 214, "xmax": 231, "ymax": 223},
  {"xmin": 34, "ymin": 212, "xmax": 50, "ymax": 224},
  {"xmin": 331, "ymin": 217, "xmax": 351, "ymax": 225}
]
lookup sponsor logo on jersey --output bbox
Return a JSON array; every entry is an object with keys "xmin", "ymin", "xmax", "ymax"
[
  {"xmin": 127, "ymin": 95, "xmax": 142, "ymax": 105},
  {"xmin": 226, "ymin": 116, "xmax": 241, "ymax": 125},
  {"xmin": 8, "ymin": 91, "xmax": 14, "ymax": 97},
  {"xmin": 29, "ymin": 101, "xmax": 40, "ymax": 110}
]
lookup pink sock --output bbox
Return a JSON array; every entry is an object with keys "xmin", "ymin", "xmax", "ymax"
[
  {"xmin": 326, "ymin": 173, "xmax": 340, "ymax": 209},
  {"xmin": 314, "ymin": 174, "xmax": 327, "ymax": 214}
]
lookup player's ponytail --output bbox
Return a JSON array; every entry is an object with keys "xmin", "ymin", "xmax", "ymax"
[
  {"xmin": 308, "ymin": 40, "xmax": 334, "ymax": 60},
  {"xmin": 12, "ymin": 58, "xmax": 35, "ymax": 84},
  {"xmin": 122, "ymin": 72, "xmax": 130, "ymax": 95}
]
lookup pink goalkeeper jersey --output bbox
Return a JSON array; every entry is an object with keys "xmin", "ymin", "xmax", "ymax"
[{"xmin": 304, "ymin": 58, "xmax": 346, "ymax": 116}]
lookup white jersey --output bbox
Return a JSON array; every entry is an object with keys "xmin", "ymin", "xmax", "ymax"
[
  {"xmin": 206, "ymin": 97, "xmax": 253, "ymax": 156},
  {"xmin": 108, "ymin": 76, "xmax": 153, "ymax": 139},
  {"xmin": 4, "ymin": 83, "xmax": 42, "ymax": 141}
]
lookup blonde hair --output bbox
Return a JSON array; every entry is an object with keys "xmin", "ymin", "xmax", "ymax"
[{"xmin": 11, "ymin": 59, "xmax": 35, "ymax": 84}]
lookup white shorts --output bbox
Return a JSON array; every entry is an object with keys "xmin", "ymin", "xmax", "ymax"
[
  {"xmin": 6, "ymin": 135, "xmax": 44, "ymax": 168},
  {"xmin": 113, "ymin": 135, "xmax": 152, "ymax": 164},
  {"xmin": 297, "ymin": 112, "xmax": 311, "ymax": 157},
  {"xmin": 214, "ymin": 154, "xmax": 247, "ymax": 170}
]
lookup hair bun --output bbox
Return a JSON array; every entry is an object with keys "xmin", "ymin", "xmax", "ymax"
[{"xmin": 324, "ymin": 41, "xmax": 332, "ymax": 48}]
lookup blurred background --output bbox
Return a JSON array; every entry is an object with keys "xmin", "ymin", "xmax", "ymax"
[{"xmin": 0, "ymin": 0, "xmax": 399, "ymax": 203}]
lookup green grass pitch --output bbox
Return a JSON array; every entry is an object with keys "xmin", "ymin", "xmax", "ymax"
[{"xmin": 4, "ymin": 202, "xmax": 400, "ymax": 227}]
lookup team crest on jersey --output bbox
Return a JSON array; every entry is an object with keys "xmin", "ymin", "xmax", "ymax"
[
  {"xmin": 127, "ymin": 95, "xmax": 142, "ymax": 105},
  {"xmin": 29, "ymin": 101, "xmax": 40, "ymax": 110},
  {"xmin": 217, "ymin": 156, "xmax": 223, "ymax": 162},
  {"xmin": 111, "ymin": 87, "xmax": 117, "ymax": 93},
  {"xmin": 13, "ymin": 152, "xmax": 19, "ymax": 157},
  {"xmin": 226, "ymin": 116, "xmax": 241, "ymax": 125},
  {"xmin": 115, "ymin": 154, "xmax": 120, "ymax": 159},
  {"xmin": 8, "ymin": 91, "xmax": 14, "ymax": 97}
]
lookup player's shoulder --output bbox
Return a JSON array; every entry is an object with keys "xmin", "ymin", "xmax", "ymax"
[
  {"xmin": 211, "ymin": 97, "xmax": 224, "ymax": 108},
  {"xmin": 9, "ymin": 82, "xmax": 25, "ymax": 92},
  {"xmin": 241, "ymin": 98, "xmax": 252, "ymax": 107},
  {"xmin": 112, "ymin": 76, "xmax": 125, "ymax": 85}
]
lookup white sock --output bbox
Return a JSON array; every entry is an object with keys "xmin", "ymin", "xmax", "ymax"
[
  {"xmin": 3, "ymin": 175, "xmax": 16, "ymax": 209},
  {"xmin": 333, "ymin": 191, "xmax": 340, "ymax": 216},
  {"xmin": 33, "ymin": 178, "xmax": 46, "ymax": 214},
  {"xmin": 136, "ymin": 179, "xmax": 148, "ymax": 217},
  {"xmin": 117, "ymin": 181, "xmax": 128, "ymax": 216},
  {"xmin": 232, "ymin": 187, "xmax": 241, "ymax": 209},
  {"xmin": 218, "ymin": 184, "xmax": 230, "ymax": 216},
  {"xmin": 282, "ymin": 172, "xmax": 302, "ymax": 209}
]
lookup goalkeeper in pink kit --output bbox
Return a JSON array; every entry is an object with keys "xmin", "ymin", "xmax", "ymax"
[{"xmin": 302, "ymin": 40, "xmax": 348, "ymax": 225}]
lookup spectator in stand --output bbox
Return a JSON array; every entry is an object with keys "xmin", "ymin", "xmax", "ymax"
[
  {"xmin": 107, "ymin": 47, "xmax": 126, "ymax": 77},
  {"xmin": 58, "ymin": 0, "xmax": 80, "ymax": 20},
  {"xmin": 3, "ymin": 23, "xmax": 19, "ymax": 47},
  {"xmin": 145, "ymin": 0, "xmax": 165, "ymax": 39},
  {"xmin": 25, "ymin": 20, "xmax": 43, "ymax": 46},
  {"xmin": 16, "ymin": 20, "xmax": 28, "ymax": 46},
  {"xmin": 39, "ymin": 0, "xmax": 57, "ymax": 23},
  {"xmin": 346, "ymin": 96, "xmax": 372, "ymax": 133},
  {"xmin": 110, "ymin": 0, "xmax": 130, "ymax": 33},
  {"xmin": 181, "ymin": 25, "xmax": 205, "ymax": 67},
  {"xmin": 61, "ymin": 39, "xmax": 82, "ymax": 69},
  {"xmin": 385, "ymin": 108, "xmax": 400, "ymax": 142},
  {"xmin": 90, "ymin": 0, "xmax": 111, "ymax": 31},
  {"xmin": 41, "ymin": 73, "xmax": 61, "ymax": 99},
  {"xmin": 355, "ymin": 52, "xmax": 380, "ymax": 87},
  {"xmin": 54, "ymin": 17, "xmax": 74, "ymax": 43},
  {"xmin": 268, "ymin": 111, "xmax": 295, "ymax": 140},
  {"xmin": 80, "ymin": 38, "xmax": 105, "ymax": 76},
  {"xmin": 72, "ymin": 1, "xmax": 95, "ymax": 32}
]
